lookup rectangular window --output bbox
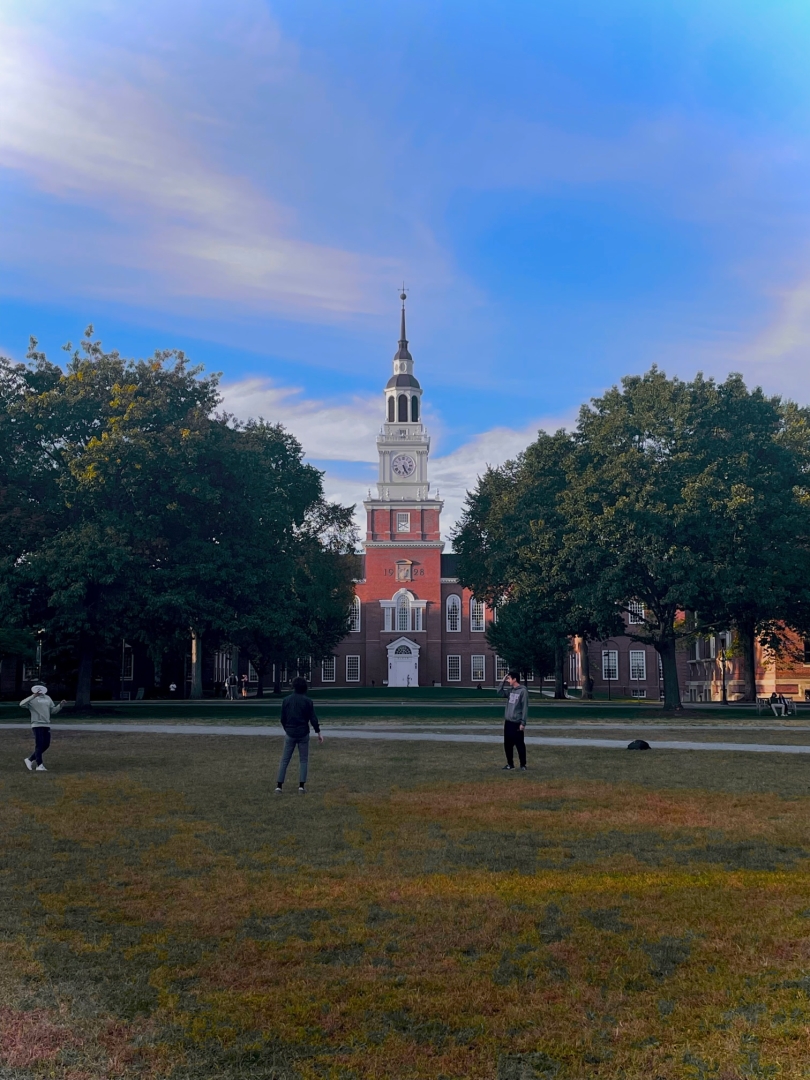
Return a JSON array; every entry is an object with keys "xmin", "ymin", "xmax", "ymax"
[
  {"xmin": 524, "ymin": 669, "xmax": 534, "ymax": 682},
  {"xmin": 397, "ymin": 602, "xmax": 410, "ymax": 632},
  {"xmin": 413, "ymin": 607, "xmax": 423, "ymax": 631},
  {"xmin": 384, "ymin": 607, "xmax": 393, "ymax": 632},
  {"xmin": 496, "ymin": 655, "xmax": 509, "ymax": 680},
  {"xmin": 396, "ymin": 512, "xmax": 410, "ymax": 533},
  {"xmin": 446, "ymin": 597, "xmax": 460, "ymax": 632},
  {"xmin": 470, "ymin": 598, "xmax": 485, "ymax": 633},
  {"xmin": 322, "ymin": 657, "xmax": 336, "ymax": 682},
  {"xmin": 297, "ymin": 656, "xmax": 311, "ymax": 680},
  {"xmin": 248, "ymin": 662, "xmax": 258, "ymax": 684},
  {"xmin": 349, "ymin": 598, "xmax": 361, "ymax": 632},
  {"xmin": 447, "ymin": 655, "xmax": 461, "ymax": 682},
  {"xmin": 346, "ymin": 655, "xmax": 360, "ymax": 683},
  {"xmin": 602, "ymin": 650, "xmax": 618, "ymax": 681},
  {"xmin": 629, "ymin": 650, "xmax": 646, "ymax": 681},
  {"xmin": 122, "ymin": 647, "xmax": 134, "ymax": 682},
  {"xmin": 631, "ymin": 688, "xmax": 647, "ymax": 698},
  {"xmin": 471, "ymin": 655, "xmax": 486, "ymax": 682},
  {"xmin": 805, "ymin": 639, "xmax": 810, "ymax": 664},
  {"xmin": 213, "ymin": 650, "xmax": 230, "ymax": 683},
  {"xmin": 22, "ymin": 662, "xmax": 36, "ymax": 681},
  {"xmin": 628, "ymin": 600, "xmax": 645, "ymax": 624}
]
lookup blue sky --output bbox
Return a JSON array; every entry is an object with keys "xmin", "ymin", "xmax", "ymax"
[{"xmin": 3, "ymin": 0, "xmax": 810, "ymax": 534}]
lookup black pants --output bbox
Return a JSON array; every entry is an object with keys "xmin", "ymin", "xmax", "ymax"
[
  {"xmin": 503, "ymin": 721, "xmax": 526, "ymax": 767},
  {"xmin": 29, "ymin": 726, "xmax": 51, "ymax": 766}
]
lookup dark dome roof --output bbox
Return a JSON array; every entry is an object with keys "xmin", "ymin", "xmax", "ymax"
[{"xmin": 386, "ymin": 373, "xmax": 421, "ymax": 389}]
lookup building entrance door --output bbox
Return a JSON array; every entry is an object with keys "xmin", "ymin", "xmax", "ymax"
[{"xmin": 387, "ymin": 639, "xmax": 419, "ymax": 687}]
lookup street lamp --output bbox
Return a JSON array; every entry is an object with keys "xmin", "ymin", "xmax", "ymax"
[
  {"xmin": 603, "ymin": 638, "xmax": 618, "ymax": 701},
  {"xmin": 36, "ymin": 629, "xmax": 45, "ymax": 680}
]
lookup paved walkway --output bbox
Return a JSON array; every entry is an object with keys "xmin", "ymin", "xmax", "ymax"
[{"xmin": 3, "ymin": 723, "xmax": 810, "ymax": 755}]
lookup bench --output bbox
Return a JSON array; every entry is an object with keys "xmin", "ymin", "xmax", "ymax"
[{"xmin": 757, "ymin": 695, "xmax": 796, "ymax": 716}]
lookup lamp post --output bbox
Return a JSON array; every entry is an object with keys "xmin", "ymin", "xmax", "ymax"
[
  {"xmin": 603, "ymin": 638, "xmax": 618, "ymax": 701},
  {"xmin": 36, "ymin": 629, "xmax": 45, "ymax": 680}
]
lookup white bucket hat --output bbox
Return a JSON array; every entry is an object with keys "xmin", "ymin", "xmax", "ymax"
[{"xmin": 31, "ymin": 684, "xmax": 48, "ymax": 694}]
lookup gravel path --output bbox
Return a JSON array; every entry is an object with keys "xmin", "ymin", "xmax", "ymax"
[{"xmin": 4, "ymin": 722, "xmax": 810, "ymax": 754}]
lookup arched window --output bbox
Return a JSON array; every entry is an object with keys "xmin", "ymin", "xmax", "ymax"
[
  {"xmin": 446, "ymin": 594, "xmax": 461, "ymax": 632},
  {"xmin": 394, "ymin": 644, "xmax": 412, "ymax": 655},
  {"xmin": 397, "ymin": 592, "xmax": 410, "ymax": 632},
  {"xmin": 349, "ymin": 595, "xmax": 361, "ymax": 632},
  {"xmin": 411, "ymin": 396, "xmax": 419, "ymax": 422},
  {"xmin": 470, "ymin": 598, "xmax": 485, "ymax": 633},
  {"xmin": 398, "ymin": 394, "xmax": 408, "ymax": 422},
  {"xmin": 387, "ymin": 396, "xmax": 395, "ymax": 422}
]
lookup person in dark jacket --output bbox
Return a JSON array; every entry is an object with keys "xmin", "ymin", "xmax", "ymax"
[{"xmin": 275, "ymin": 677, "xmax": 323, "ymax": 794}]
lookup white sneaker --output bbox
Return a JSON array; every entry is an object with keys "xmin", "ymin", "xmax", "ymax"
[
  {"xmin": 298, "ymin": 785, "xmax": 306, "ymax": 795},
  {"xmin": 35, "ymin": 764, "xmax": 47, "ymax": 772},
  {"xmin": 24, "ymin": 758, "xmax": 33, "ymax": 771},
  {"xmin": 275, "ymin": 786, "xmax": 283, "ymax": 794}
]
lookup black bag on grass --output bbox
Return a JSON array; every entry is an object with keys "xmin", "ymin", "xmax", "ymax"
[{"xmin": 627, "ymin": 739, "xmax": 651, "ymax": 750}]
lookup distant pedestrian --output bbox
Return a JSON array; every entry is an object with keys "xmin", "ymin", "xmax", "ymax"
[
  {"xmin": 226, "ymin": 673, "xmax": 238, "ymax": 700},
  {"xmin": 21, "ymin": 685, "xmax": 65, "ymax": 772},
  {"xmin": 497, "ymin": 669, "xmax": 528, "ymax": 770},
  {"xmin": 275, "ymin": 677, "xmax": 323, "ymax": 795},
  {"xmin": 241, "ymin": 674, "xmax": 248, "ymax": 698}
]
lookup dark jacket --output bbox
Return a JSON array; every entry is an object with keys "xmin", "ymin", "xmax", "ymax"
[{"xmin": 280, "ymin": 692, "xmax": 321, "ymax": 738}]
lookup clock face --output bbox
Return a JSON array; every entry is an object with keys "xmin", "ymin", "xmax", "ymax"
[{"xmin": 391, "ymin": 454, "xmax": 416, "ymax": 478}]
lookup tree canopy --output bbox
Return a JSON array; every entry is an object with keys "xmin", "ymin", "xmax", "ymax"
[{"xmin": 0, "ymin": 330, "xmax": 356, "ymax": 706}]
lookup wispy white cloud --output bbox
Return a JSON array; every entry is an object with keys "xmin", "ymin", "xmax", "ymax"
[
  {"xmin": 221, "ymin": 374, "xmax": 574, "ymax": 539},
  {"xmin": 0, "ymin": 19, "xmax": 395, "ymax": 318}
]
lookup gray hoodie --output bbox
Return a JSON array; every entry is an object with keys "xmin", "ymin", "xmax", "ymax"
[
  {"xmin": 20, "ymin": 694, "xmax": 62, "ymax": 727},
  {"xmin": 497, "ymin": 677, "xmax": 528, "ymax": 725}
]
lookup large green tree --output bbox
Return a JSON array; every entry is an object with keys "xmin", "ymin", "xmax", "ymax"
[
  {"xmin": 0, "ymin": 330, "xmax": 356, "ymax": 706},
  {"xmin": 454, "ymin": 431, "xmax": 616, "ymax": 698}
]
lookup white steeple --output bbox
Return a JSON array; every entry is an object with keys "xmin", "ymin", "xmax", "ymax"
[{"xmin": 376, "ymin": 291, "xmax": 431, "ymax": 502}]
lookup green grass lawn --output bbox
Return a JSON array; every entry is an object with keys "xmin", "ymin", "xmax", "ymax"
[{"xmin": 3, "ymin": 730, "xmax": 810, "ymax": 1078}]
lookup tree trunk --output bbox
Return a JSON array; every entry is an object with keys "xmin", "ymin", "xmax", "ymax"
[
  {"xmin": 554, "ymin": 642, "xmax": 566, "ymax": 699},
  {"xmin": 738, "ymin": 618, "xmax": 757, "ymax": 702},
  {"xmin": 190, "ymin": 628, "xmax": 203, "ymax": 700},
  {"xmin": 580, "ymin": 637, "xmax": 593, "ymax": 700},
  {"xmin": 74, "ymin": 631, "xmax": 95, "ymax": 711},
  {"xmin": 658, "ymin": 634, "xmax": 682, "ymax": 712}
]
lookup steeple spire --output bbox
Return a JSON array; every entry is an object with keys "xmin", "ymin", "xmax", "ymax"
[{"xmin": 395, "ymin": 286, "xmax": 412, "ymax": 361}]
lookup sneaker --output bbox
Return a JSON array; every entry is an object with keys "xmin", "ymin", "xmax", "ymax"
[
  {"xmin": 35, "ymin": 764, "xmax": 47, "ymax": 772},
  {"xmin": 298, "ymin": 785, "xmax": 306, "ymax": 795},
  {"xmin": 520, "ymin": 765, "xmax": 528, "ymax": 771},
  {"xmin": 24, "ymin": 758, "xmax": 33, "ymax": 771},
  {"xmin": 502, "ymin": 764, "xmax": 515, "ymax": 771},
  {"xmin": 275, "ymin": 786, "xmax": 283, "ymax": 794}
]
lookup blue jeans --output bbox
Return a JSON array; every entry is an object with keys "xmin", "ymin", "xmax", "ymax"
[{"xmin": 277, "ymin": 733, "xmax": 310, "ymax": 785}]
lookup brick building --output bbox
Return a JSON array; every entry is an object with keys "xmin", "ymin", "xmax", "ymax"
[{"xmin": 314, "ymin": 294, "xmax": 499, "ymax": 688}]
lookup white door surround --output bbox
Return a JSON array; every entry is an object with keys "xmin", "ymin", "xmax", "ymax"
[{"xmin": 386, "ymin": 637, "xmax": 420, "ymax": 687}]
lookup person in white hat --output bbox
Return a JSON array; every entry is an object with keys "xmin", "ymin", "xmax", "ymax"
[{"xmin": 21, "ymin": 685, "xmax": 65, "ymax": 771}]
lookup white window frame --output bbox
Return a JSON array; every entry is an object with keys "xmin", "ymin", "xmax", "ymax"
[
  {"xmin": 322, "ymin": 657, "xmax": 336, "ymax": 683},
  {"xmin": 446, "ymin": 594, "xmax": 461, "ymax": 632},
  {"xmin": 346, "ymin": 655, "xmax": 360, "ymax": 683},
  {"xmin": 471, "ymin": 655, "xmax": 486, "ymax": 682},
  {"xmin": 629, "ymin": 650, "xmax": 646, "ymax": 681},
  {"xmin": 349, "ymin": 595, "xmax": 361, "ymax": 632},
  {"xmin": 213, "ymin": 649, "xmax": 230, "ymax": 684},
  {"xmin": 569, "ymin": 652, "xmax": 580, "ymax": 685},
  {"xmin": 297, "ymin": 656, "xmax": 312, "ymax": 680},
  {"xmin": 248, "ymin": 662, "xmax": 258, "ymax": 684},
  {"xmin": 384, "ymin": 607, "xmax": 393, "ymax": 632},
  {"xmin": 447, "ymin": 655, "xmax": 461, "ymax": 682},
  {"xmin": 628, "ymin": 600, "xmax": 645, "ymax": 624},
  {"xmin": 396, "ymin": 593, "xmax": 410, "ymax": 633},
  {"xmin": 396, "ymin": 512, "xmax": 410, "ymax": 533},
  {"xmin": 413, "ymin": 606, "xmax": 423, "ymax": 631},
  {"xmin": 470, "ymin": 598, "xmax": 486, "ymax": 633},
  {"xmin": 602, "ymin": 650, "xmax": 618, "ymax": 681},
  {"xmin": 631, "ymin": 688, "xmax": 647, "ymax": 698},
  {"xmin": 496, "ymin": 655, "xmax": 509, "ymax": 681},
  {"xmin": 525, "ymin": 669, "xmax": 534, "ymax": 682},
  {"xmin": 23, "ymin": 662, "xmax": 37, "ymax": 681}
]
